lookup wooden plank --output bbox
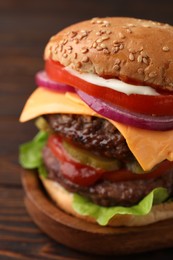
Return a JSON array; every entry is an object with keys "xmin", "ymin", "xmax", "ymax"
[
  {"xmin": 0, "ymin": 187, "xmax": 100, "ymax": 260},
  {"xmin": 1, "ymin": 0, "xmax": 173, "ymax": 258}
]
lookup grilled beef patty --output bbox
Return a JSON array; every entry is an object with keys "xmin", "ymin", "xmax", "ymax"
[
  {"xmin": 46, "ymin": 114, "xmax": 133, "ymax": 162},
  {"xmin": 43, "ymin": 146, "xmax": 173, "ymax": 207}
]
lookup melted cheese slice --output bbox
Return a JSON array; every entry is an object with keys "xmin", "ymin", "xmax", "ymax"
[{"xmin": 20, "ymin": 87, "xmax": 173, "ymax": 171}]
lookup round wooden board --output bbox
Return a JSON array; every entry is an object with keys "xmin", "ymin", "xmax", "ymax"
[{"xmin": 22, "ymin": 170, "xmax": 173, "ymax": 255}]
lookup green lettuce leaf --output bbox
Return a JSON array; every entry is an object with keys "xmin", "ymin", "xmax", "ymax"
[
  {"xmin": 73, "ymin": 187, "xmax": 169, "ymax": 226},
  {"xmin": 19, "ymin": 131, "xmax": 170, "ymax": 226},
  {"xmin": 19, "ymin": 131, "xmax": 48, "ymax": 169},
  {"xmin": 38, "ymin": 164, "xmax": 48, "ymax": 178}
]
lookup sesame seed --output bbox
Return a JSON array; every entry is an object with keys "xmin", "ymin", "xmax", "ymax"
[
  {"xmin": 59, "ymin": 40, "xmax": 64, "ymax": 45},
  {"xmin": 96, "ymin": 38, "xmax": 103, "ymax": 43},
  {"xmin": 50, "ymin": 36, "xmax": 55, "ymax": 40},
  {"xmin": 141, "ymin": 51, "xmax": 147, "ymax": 57},
  {"xmin": 101, "ymin": 35, "xmax": 110, "ymax": 41},
  {"xmin": 81, "ymin": 47, "xmax": 89, "ymax": 54},
  {"xmin": 119, "ymin": 44, "xmax": 124, "ymax": 50},
  {"xmin": 102, "ymin": 20, "xmax": 110, "ymax": 27},
  {"xmin": 67, "ymin": 49, "xmax": 72, "ymax": 54},
  {"xmin": 81, "ymin": 32, "xmax": 88, "ymax": 37},
  {"xmin": 149, "ymin": 72, "xmax": 157, "ymax": 78},
  {"xmin": 76, "ymin": 62, "xmax": 82, "ymax": 68},
  {"xmin": 90, "ymin": 17, "xmax": 99, "ymax": 24},
  {"xmin": 103, "ymin": 49, "xmax": 110, "ymax": 54},
  {"xmin": 63, "ymin": 53, "xmax": 68, "ymax": 58},
  {"xmin": 114, "ymin": 64, "xmax": 120, "ymax": 71},
  {"xmin": 112, "ymin": 47, "xmax": 119, "ymax": 53},
  {"xmin": 92, "ymin": 42, "xmax": 97, "ymax": 48},
  {"xmin": 96, "ymin": 31, "xmax": 102, "ymax": 36},
  {"xmin": 113, "ymin": 40, "xmax": 118, "ymax": 44},
  {"xmin": 59, "ymin": 45, "xmax": 63, "ymax": 52},
  {"xmin": 137, "ymin": 68, "xmax": 144, "ymax": 74},
  {"xmin": 137, "ymin": 55, "xmax": 143, "ymax": 63},
  {"xmin": 82, "ymin": 56, "xmax": 89, "ymax": 63},
  {"xmin": 101, "ymin": 24, "xmax": 110, "ymax": 28},
  {"xmin": 96, "ymin": 46, "xmax": 103, "ymax": 51},
  {"xmin": 127, "ymin": 23, "xmax": 135, "ymax": 27},
  {"xmin": 67, "ymin": 46, "xmax": 73, "ymax": 50},
  {"xmin": 52, "ymin": 43, "xmax": 59, "ymax": 51},
  {"xmin": 78, "ymin": 35, "xmax": 84, "ymax": 40},
  {"xmin": 115, "ymin": 58, "xmax": 121, "ymax": 64},
  {"xmin": 113, "ymin": 42, "xmax": 118, "ymax": 47},
  {"xmin": 54, "ymin": 43, "xmax": 59, "ymax": 48},
  {"xmin": 113, "ymin": 41, "xmax": 123, "ymax": 49},
  {"xmin": 166, "ymin": 78, "xmax": 171, "ymax": 84},
  {"xmin": 126, "ymin": 28, "xmax": 132, "ymax": 33},
  {"xmin": 74, "ymin": 38, "xmax": 79, "ymax": 44},
  {"xmin": 74, "ymin": 53, "xmax": 77, "ymax": 59},
  {"xmin": 70, "ymin": 31, "xmax": 77, "ymax": 38},
  {"xmin": 142, "ymin": 24, "xmax": 151, "ymax": 28},
  {"xmin": 129, "ymin": 53, "xmax": 135, "ymax": 61},
  {"xmin": 96, "ymin": 20, "xmax": 102, "ymax": 24},
  {"xmin": 89, "ymin": 44, "xmax": 93, "ymax": 49},
  {"xmin": 119, "ymin": 32, "xmax": 125, "ymax": 39},
  {"xmin": 164, "ymin": 23, "xmax": 170, "ymax": 27},
  {"xmin": 63, "ymin": 39, "xmax": 68, "ymax": 45},
  {"xmin": 100, "ymin": 43, "xmax": 106, "ymax": 48},
  {"xmin": 142, "ymin": 57, "xmax": 148, "ymax": 64},
  {"xmin": 106, "ymin": 30, "xmax": 112, "ymax": 35},
  {"xmin": 162, "ymin": 46, "xmax": 169, "ymax": 52}
]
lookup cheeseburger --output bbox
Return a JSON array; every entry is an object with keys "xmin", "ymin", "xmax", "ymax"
[{"xmin": 20, "ymin": 17, "xmax": 173, "ymax": 227}]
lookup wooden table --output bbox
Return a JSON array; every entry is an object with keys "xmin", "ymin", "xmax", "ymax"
[{"xmin": 1, "ymin": 1, "xmax": 173, "ymax": 259}]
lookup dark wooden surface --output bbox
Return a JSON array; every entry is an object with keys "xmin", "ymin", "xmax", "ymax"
[{"xmin": 1, "ymin": 1, "xmax": 173, "ymax": 259}]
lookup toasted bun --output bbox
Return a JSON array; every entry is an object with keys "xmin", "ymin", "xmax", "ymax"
[
  {"xmin": 41, "ymin": 177, "xmax": 173, "ymax": 227},
  {"xmin": 45, "ymin": 17, "xmax": 173, "ymax": 91}
]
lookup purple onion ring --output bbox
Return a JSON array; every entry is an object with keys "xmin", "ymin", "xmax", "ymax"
[
  {"xmin": 77, "ymin": 89, "xmax": 173, "ymax": 131},
  {"xmin": 35, "ymin": 70, "xmax": 75, "ymax": 92}
]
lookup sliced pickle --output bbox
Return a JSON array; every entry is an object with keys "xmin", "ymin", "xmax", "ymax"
[
  {"xmin": 35, "ymin": 117, "xmax": 52, "ymax": 133},
  {"xmin": 63, "ymin": 140, "xmax": 121, "ymax": 171},
  {"xmin": 127, "ymin": 161, "xmax": 149, "ymax": 174}
]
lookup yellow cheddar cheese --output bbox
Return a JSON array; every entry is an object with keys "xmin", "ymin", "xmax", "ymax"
[{"xmin": 20, "ymin": 87, "xmax": 173, "ymax": 171}]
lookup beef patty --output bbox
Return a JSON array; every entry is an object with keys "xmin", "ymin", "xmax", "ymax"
[
  {"xmin": 46, "ymin": 114, "xmax": 133, "ymax": 162},
  {"xmin": 43, "ymin": 146, "xmax": 173, "ymax": 207}
]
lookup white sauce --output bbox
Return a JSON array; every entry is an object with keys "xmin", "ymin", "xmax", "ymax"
[{"xmin": 65, "ymin": 67, "xmax": 159, "ymax": 96}]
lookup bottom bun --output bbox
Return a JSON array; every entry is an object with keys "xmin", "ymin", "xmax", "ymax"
[{"xmin": 41, "ymin": 177, "xmax": 173, "ymax": 227}]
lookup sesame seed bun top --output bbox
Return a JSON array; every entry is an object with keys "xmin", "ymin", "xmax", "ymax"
[{"xmin": 44, "ymin": 17, "xmax": 173, "ymax": 91}]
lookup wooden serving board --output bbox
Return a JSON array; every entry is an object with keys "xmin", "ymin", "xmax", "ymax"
[{"xmin": 22, "ymin": 170, "xmax": 173, "ymax": 255}]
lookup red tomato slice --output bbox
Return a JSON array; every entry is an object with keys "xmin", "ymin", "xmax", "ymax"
[
  {"xmin": 45, "ymin": 59, "xmax": 173, "ymax": 116},
  {"xmin": 103, "ymin": 160, "xmax": 173, "ymax": 182},
  {"xmin": 60, "ymin": 161, "xmax": 102, "ymax": 187},
  {"xmin": 47, "ymin": 134, "xmax": 173, "ymax": 186},
  {"xmin": 48, "ymin": 135, "xmax": 103, "ymax": 186}
]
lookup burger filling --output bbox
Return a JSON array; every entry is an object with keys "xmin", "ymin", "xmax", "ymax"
[
  {"xmin": 43, "ymin": 145, "xmax": 173, "ymax": 207},
  {"xmin": 36, "ymin": 114, "xmax": 173, "ymax": 207},
  {"xmin": 46, "ymin": 114, "xmax": 133, "ymax": 162}
]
